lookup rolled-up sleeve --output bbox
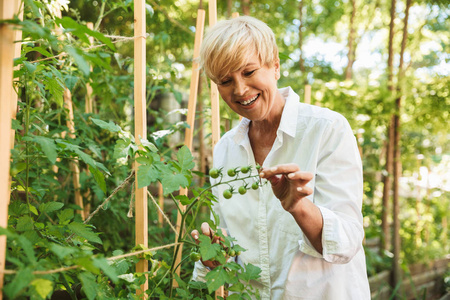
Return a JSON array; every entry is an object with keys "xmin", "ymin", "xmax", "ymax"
[{"xmin": 299, "ymin": 114, "xmax": 364, "ymax": 264}]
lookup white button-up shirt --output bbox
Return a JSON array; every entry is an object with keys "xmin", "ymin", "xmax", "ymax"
[{"xmin": 193, "ymin": 87, "xmax": 371, "ymax": 299}]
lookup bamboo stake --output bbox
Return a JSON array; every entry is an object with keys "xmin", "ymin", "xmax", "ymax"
[
  {"xmin": 83, "ymin": 22, "xmax": 94, "ymax": 218},
  {"xmin": 10, "ymin": 0, "xmax": 23, "ymax": 151},
  {"xmin": 158, "ymin": 182, "xmax": 164, "ymax": 227},
  {"xmin": 173, "ymin": 8, "xmax": 205, "ymax": 284},
  {"xmin": 209, "ymin": 1, "xmax": 220, "ymax": 149},
  {"xmin": 85, "ymin": 22, "xmax": 94, "ymax": 114},
  {"xmin": 209, "ymin": 1, "xmax": 225, "ymax": 298},
  {"xmin": 0, "ymin": 1, "xmax": 18, "ymax": 298},
  {"xmin": 231, "ymin": 12, "xmax": 242, "ymax": 124},
  {"xmin": 304, "ymin": 84, "xmax": 311, "ymax": 104},
  {"xmin": 134, "ymin": 0, "xmax": 148, "ymax": 296},
  {"xmin": 64, "ymin": 89, "xmax": 86, "ymax": 220}
]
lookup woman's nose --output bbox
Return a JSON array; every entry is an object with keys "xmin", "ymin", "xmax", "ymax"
[{"xmin": 233, "ymin": 78, "xmax": 248, "ymax": 96}]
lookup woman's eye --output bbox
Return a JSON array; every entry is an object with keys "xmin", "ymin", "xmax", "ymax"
[
  {"xmin": 220, "ymin": 79, "xmax": 231, "ymax": 85},
  {"xmin": 244, "ymin": 70, "xmax": 255, "ymax": 76}
]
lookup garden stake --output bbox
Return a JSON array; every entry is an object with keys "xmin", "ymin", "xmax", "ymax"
[
  {"xmin": 134, "ymin": 0, "xmax": 148, "ymax": 295},
  {"xmin": 64, "ymin": 89, "xmax": 86, "ymax": 220},
  {"xmin": 83, "ymin": 22, "xmax": 95, "ymax": 218},
  {"xmin": 209, "ymin": 0, "xmax": 220, "ymax": 149},
  {"xmin": 0, "ymin": 1, "xmax": 19, "ymax": 298},
  {"xmin": 173, "ymin": 8, "xmax": 205, "ymax": 287},
  {"xmin": 208, "ymin": 1, "xmax": 226, "ymax": 298},
  {"xmin": 304, "ymin": 84, "xmax": 311, "ymax": 104}
]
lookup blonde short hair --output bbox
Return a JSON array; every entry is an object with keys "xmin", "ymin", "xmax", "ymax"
[{"xmin": 199, "ymin": 16, "xmax": 279, "ymax": 84}]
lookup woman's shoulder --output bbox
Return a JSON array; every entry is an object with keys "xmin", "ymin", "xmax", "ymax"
[{"xmin": 297, "ymin": 102, "xmax": 349, "ymax": 129}]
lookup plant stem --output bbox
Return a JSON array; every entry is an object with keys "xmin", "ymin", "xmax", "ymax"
[
  {"xmin": 167, "ymin": 173, "xmax": 261, "ymax": 296},
  {"xmin": 24, "ymin": 72, "xmax": 32, "ymax": 223}
]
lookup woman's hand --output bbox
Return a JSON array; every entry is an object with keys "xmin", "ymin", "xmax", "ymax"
[
  {"xmin": 259, "ymin": 163, "xmax": 314, "ymax": 213},
  {"xmin": 190, "ymin": 222, "xmax": 228, "ymax": 270}
]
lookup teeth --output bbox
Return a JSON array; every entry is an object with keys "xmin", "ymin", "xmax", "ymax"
[{"xmin": 241, "ymin": 95, "xmax": 258, "ymax": 106}]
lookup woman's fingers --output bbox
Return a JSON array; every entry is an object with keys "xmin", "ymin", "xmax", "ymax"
[
  {"xmin": 260, "ymin": 164, "xmax": 313, "ymax": 183},
  {"xmin": 259, "ymin": 163, "xmax": 299, "ymax": 178},
  {"xmin": 191, "ymin": 229, "xmax": 200, "ymax": 241}
]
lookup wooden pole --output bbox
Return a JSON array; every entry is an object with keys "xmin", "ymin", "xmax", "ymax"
[
  {"xmin": 134, "ymin": 0, "xmax": 148, "ymax": 296},
  {"xmin": 64, "ymin": 89, "xmax": 85, "ymax": 220},
  {"xmin": 10, "ymin": 0, "xmax": 23, "ymax": 151},
  {"xmin": 82, "ymin": 22, "xmax": 94, "ymax": 218},
  {"xmin": 85, "ymin": 22, "xmax": 94, "ymax": 114},
  {"xmin": 173, "ymin": 8, "xmax": 205, "ymax": 283},
  {"xmin": 208, "ymin": 2, "xmax": 226, "ymax": 298},
  {"xmin": 209, "ymin": 1, "xmax": 221, "ymax": 149},
  {"xmin": 231, "ymin": 12, "xmax": 242, "ymax": 124},
  {"xmin": 304, "ymin": 84, "xmax": 311, "ymax": 104},
  {"xmin": 0, "ymin": 1, "xmax": 18, "ymax": 298}
]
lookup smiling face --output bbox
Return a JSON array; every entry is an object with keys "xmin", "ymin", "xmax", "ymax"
[{"xmin": 217, "ymin": 56, "xmax": 284, "ymax": 123}]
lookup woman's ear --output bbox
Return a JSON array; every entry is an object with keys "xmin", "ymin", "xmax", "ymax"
[{"xmin": 274, "ymin": 60, "xmax": 281, "ymax": 80}]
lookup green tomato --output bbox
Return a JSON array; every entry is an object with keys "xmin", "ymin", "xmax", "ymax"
[
  {"xmin": 251, "ymin": 182, "xmax": 259, "ymax": 190},
  {"xmin": 240, "ymin": 166, "xmax": 250, "ymax": 174},
  {"xmin": 236, "ymin": 250, "xmax": 241, "ymax": 256},
  {"xmin": 238, "ymin": 186, "xmax": 247, "ymax": 195},
  {"xmin": 221, "ymin": 250, "xmax": 227, "ymax": 257},
  {"xmin": 209, "ymin": 168, "xmax": 220, "ymax": 179},
  {"xmin": 228, "ymin": 249, "xmax": 236, "ymax": 257},
  {"xmin": 190, "ymin": 252, "xmax": 201, "ymax": 262},
  {"xmin": 223, "ymin": 189, "xmax": 233, "ymax": 199},
  {"xmin": 227, "ymin": 168, "xmax": 236, "ymax": 177}
]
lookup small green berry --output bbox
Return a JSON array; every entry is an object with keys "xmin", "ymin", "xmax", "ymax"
[
  {"xmin": 223, "ymin": 189, "xmax": 233, "ymax": 199},
  {"xmin": 251, "ymin": 182, "xmax": 259, "ymax": 190},
  {"xmin": 209, "ymin": 168, "xmax": 220, "ymax": 179},
  {"xmin": 238, "ymin": 186, "xmax": 247, "ymax": 195},
  {"xmin": 240, "ymin": 166, "xmax": 250, "ymax": 174},
  {"xmin": 227, "ymin": 168, "xmax": 236, "ymax": 177}
]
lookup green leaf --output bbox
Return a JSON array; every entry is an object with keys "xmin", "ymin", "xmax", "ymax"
[
  {"xmin": 135, "ymin": 156, "xmax": 153, "ymax": 165},
  {"xmin": 137, "ymin": 164, "xmax": 160, "ymax": 188},
  {"xmin": 89, "ymin": 165, "xmax": 106, "ymax": 193},
  {"xmin": 57, "ymin": 209, "xmax": 74, "ymax": 225},
  {"xmin": 16, "ymin": 215, "xmax": 34, "ymax": 231},
  {"xmin": 177, "ymin": 145, "xmax": 195, "ymax": 171},
  {"xmin": 198, "ymin": 235, "xmax": 221, "ymax": 261},
  {"xmin": 93, "ymin": 257, "xmax": 118, "ymax": 283},
  {"xmin": 68, "ymin": 222, "xmax": 102, "ymax": 244},
  {"xmin": 64, "ymin": 74, "xmax": 79, "ymax": 90},
  {"xmin": 23, "ymin": 61, "xmax": 37, "ymax": 73},
  {"xmin": 31, "ymin": 278, "xmax": 53, "ymax": 299},
  {"xmin": 32, "ymin": 136, "xmax": 57, "ymax": 164},
  {"xmin": 205, "ymin": 268, "xmax": 228, "ymax": 294},
  {"xmin": 140, "ymin": 138, "xmax": 158, "ymax": 152},
  {"xmin": 18, "ymin": 235, "xmax": 37, "ymax": 263},
  {"xmin": 39, "ymin": 202, "xmax": 64, "ymax": 213},
  {"xmin": 113, "ymin": 139, "xmax": 132, "ymax": 159},
  {"xmin": 176, "ymin": 195, "xmax": 191, "ymax": 206},
  {"xmin": 3, "ymin": 268, "xmax": 34, "ymax": 299},
  {"xmin": 50, "ymin": 243, "xmax": 77, "ymax": 260},
  {"xmin": 90, "ymin": 118, "xmax": 121, "ymax": 132},
  {"xmin": 28, "ymin": 204, "xmax": 38, "ymax": 216},
  {"xmin": 66, "ymin": 46, "xmax": 90, "ymax": 76},
  {"xmin": 239, "ymin": 263, "xmax": 262, "ymax": 282},
  {"xmin": 161, "ymin": 173, "xmax": 189, "ymax": 195},
  {"xmin": 11, "ymin": 119, "xmax": 23, "ymax": 130},
  {"xmin": 79, "ymin": 272, "xmax": 98, "ymax": 300},
  {"xmin": 45, "ymin": 77, "xmax": 64, "ymax": 107}
]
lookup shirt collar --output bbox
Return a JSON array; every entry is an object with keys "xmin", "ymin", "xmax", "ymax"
[{"xmin": 233, "ymin": 86, "xmax": 299, "ymax": 144}]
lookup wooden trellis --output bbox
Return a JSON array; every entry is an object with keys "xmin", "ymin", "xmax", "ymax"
[
  {"xmin": 0, "ymin": 1, "xmax": 21, "ymax": 299},
  {"xmin": 173, "ymin": 7, "xmax": 206, "ymax": 285},
  {"xmin": 133, "ymin": 0, "xmax": 148, "ymax": 295}
]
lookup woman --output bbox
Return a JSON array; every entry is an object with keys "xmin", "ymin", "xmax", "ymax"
[{"xmin": 191, "ymin": 16, "xmax": 371, "ymax": 299}]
